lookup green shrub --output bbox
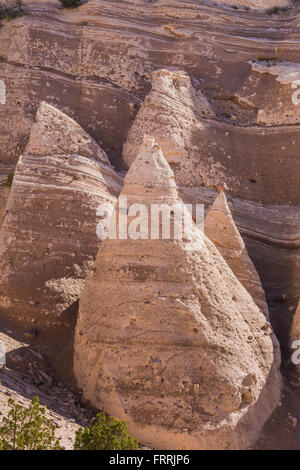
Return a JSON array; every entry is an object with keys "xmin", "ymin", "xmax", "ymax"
[
  {"xmin": 74, "ymin": 412, "xmax": 138, "ymax": 450},
  {"xmin": 0, "ymin": 0, "xmax": 23, "ymax": 20},
  {"xmin": 59, "ymin": 0, "xmax": 81, "ymax": 8},
  {"xmin": 0, "ymin": 396, "xmax": 62, "ymax": 450},
  {"xmin": 5, "ymin": 173, "xmax": 13, "ymax": 188}
]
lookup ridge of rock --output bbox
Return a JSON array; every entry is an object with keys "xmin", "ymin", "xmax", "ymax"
[
  {"xmin": 0, "ymin": 102, "xmax": 122, "ymax": 329},
  {"xmin": 74, "ymin": 137, "xmax": 281, "ymax": 450},
  {"xmin": 205, "ymin": 190, "xmax": 270, "ymax": 319}
]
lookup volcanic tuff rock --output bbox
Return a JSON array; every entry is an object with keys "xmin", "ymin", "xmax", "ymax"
[
  {"xmin": 123, "ymin": 68, "xmax": 216, "ymax": 187},
  {"xmin": 249, "ymin": 60, "xmax": 300, "ymax": 126},
  {"xmin": 0, "ymin": 101, "xmax": 122, "ymax": 328},
  {"xmin": 74, "ymin": 136, "xmax": 281, "ymax": 450},
  {"xmin": 26, "ymin": 102, "xmax": 110, "ymax": 165},
  {"xmin": 1, "ymin": 0, "xmax": 300, "ymax": 204},
  {"xmin": 0, "ymin": 0, "xmax": 298, "ymax": 449},
  {"xmin": 215, "ymin": 1, "xmax": 290, "ymax": 8},
  {"xmin": 0, "ymin": 186, "xmax": 10, "ymax": 227},
  {"xmin": 205, "ymin": 190, "xmax": 270, "ymax": 319}
]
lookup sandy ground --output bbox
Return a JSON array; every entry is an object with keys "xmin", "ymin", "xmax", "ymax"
[
  {"xmin": 0, "ymin": 327, "xmax": 95, "ymax": 450},
  {"xmin": 1, "ymin": 319, "xmax": 300, "ymax": 450}
]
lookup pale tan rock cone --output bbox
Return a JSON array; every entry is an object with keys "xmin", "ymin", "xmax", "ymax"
[
  {"xmin": 26, "ymin": 102, "xmax": 110, "ymax": 165},
  {"xmin": 123, "ymin": 68, "xmax": 215, "ymax": 187},
  {"xmin": 74, "ymin": 136, "xmax": 281, "ymax": 450},
  {"xmin": 0, "ymin": 102, "xmax": 122, "ymax": 328},
  {"xmin": 205, "ymin": 191, "xmax": 270, "ymax": 319}
]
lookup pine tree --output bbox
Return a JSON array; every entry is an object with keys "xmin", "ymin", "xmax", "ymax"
[
  {"xmin": 74, "ymin": 412, "xmax": 138, "ymax": 450},
  {"xmin": 0, "ymin": 397, "xmax": 62, "ymax": 450}
]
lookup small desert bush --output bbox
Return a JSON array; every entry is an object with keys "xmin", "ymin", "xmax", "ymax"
[
  {"xmin": 59, "ymin": 0, "xmax": 81, "ymax": 8},
  {"xmin": 5, "ymin": 173, "xmax": 13, "ymax": 188},
  {"xmin": 0, "ymin": 396, "xmax": 62, "ymax": 450},
  {"xmin": 0, "ymin": 0, "xmax": 23, "ymax": 20},
  {"xmin": 74, "ymin": 411, "xmax": 138, "ymax": 450}
]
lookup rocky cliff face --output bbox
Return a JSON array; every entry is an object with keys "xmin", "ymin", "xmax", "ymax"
[
  {"xmin": 74, "ymin": 137, "xmax": 281, "ymax": 450},
  {"xmin": 123, "ymin": 68, "xmax": 215, "ymax": 187},
  {"xmin": 0, "ymin": 0, "xmax": 299, "ymax": 203},
  {"xmin": 1, "ymin": 1, "xmax": 298, "ymax": 343},
  {"xmin": 205, "ymin": 190, "xmax": 270, "ymax": 319},
  {"xmin": 0, "ymin": 101, "xmax": 122, "ymax": 328},
  {"xmin": 0, "ymin": 0, "xmax": 299, "ymax": 450}
]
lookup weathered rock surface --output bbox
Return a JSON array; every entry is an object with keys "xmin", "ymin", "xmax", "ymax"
[
  {"xmin": 213, "ymin": 0, "xmax": 290, "ymax": 9},
  {"xmin": 291, "ymin": 302, "xmax": 300, "ymax": 342},
  {"xmin": 0, "ymin": 101, "xmax": 122, "ymax": 327},
  {"xmin": 250, "ymin": 60, "xmax": 300, "ymax": 125},
  {"xmin": 1, "ymin": 0, "xmax": 300, "ymax": 204},
  {"xmin": 0, "ymin": 4, "xmax": 299, "ymax": 337},
  {"xmin": 0, "ymin": 186, "xmax": 10, "ymax": 227},
  {"xmin": 0, "ymin": 327, "xmax": 97, "ymax": 450},
  {"xmin": 74, "ymin": 137, "xmax": 281, "ymax": 450},
  {"xmin": 26, "ymin": 101, "xmax": 110, "ymax": 164},
  {"xmin": 0, "ymin": 0, "xmax": 298, "ymax": 450},
  {"xmin": 205, "ymin": 190, "xmax": 269, "ymax": 318},
  {"xmin": 123, "ymin": 68, "xmax": 216, "ymax": 187},
  {"xmin": 181, "ymin": 184, "xmax": 300, "ymax": 351}
]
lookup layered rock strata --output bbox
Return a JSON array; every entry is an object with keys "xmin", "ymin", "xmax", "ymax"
[
  {"xmin": 180, "ymin": 184, "xmax": 300, "ymax": 349},
  {"xmin": 0, "ymin": 102, "xmax": 122, "ymax": 327},
  {"xmin": 205, "ymin": 190, "xmax": 269, "ymax": 318},
  {"xmin": 123, "ymin": 68, "xmax": 215, "ymax": 187},
  {"xmin": 74, "ymin": 136, "xmax": 281, "ymax": 450},
  {"xmin": 1, "ymin": 1, "xmax": 300, "ymax": 204}
]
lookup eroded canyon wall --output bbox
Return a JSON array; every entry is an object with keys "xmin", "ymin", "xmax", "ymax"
[
  {"xmin": 74, "ymin": 136, "xmax": 281, "ymax": 450},
  {"xmin": 1, "ymin": 0, "xmax": 300, "ymax": 202},
  {"xmin": 0, "ymin": 0, "xmax": 298, "ymax": 378},
  {"xmin": 0, "ymin": 101, "xmax": 122, "ymax": 328}
]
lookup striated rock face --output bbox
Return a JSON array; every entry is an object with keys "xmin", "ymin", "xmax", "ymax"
[
  {"xmin": 26, "ymin": 102, "xmax": 110, "ymax": 164},
  {"xmin": 123, "ymin": 68, "xmax": 215, "ymax": 187},
  {"xmin": 0, "ymin": 101, "xmax": 122, "ymax": 328},
  {"xmin": 74, "ymin": 136, "xmax": 281, "ymax": 450},
  {"xmin": 0, "ymin": 0, "xmax": 298, "ymax": 449},
  {"xmin": 1, "ymin": 0, "xmax": 300, "ymax": 205},
  {"xmin": 250, "ymin": 60, "xmax": 300, "ymax": 126},
  {"xmin": 0, "ymin": 186, "xmax": 10, "ymax": 228},
  {"xmin": 213, "ymin": 0, "xmax": 290, "ymax": 10},
  {"xmin": 205, "ymin": 190, "xmax": 269, "ymax": 319}
]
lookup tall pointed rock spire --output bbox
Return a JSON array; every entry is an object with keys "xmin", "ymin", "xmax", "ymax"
[
  {"xmin": 123, "ymin": 135, "xmax": 178, "ymax": 197},
  {"xmin": 205, "ymin": 189, "xmax": 270, "ymax": 319},
  {"xmin": 0, "ymin": 102, "xmax": 121, "ymax": 329},
  {"xmin": 27, "ymin": 101, "xmax": 110, "ymax": 165},
  {"xmin": 74, "ymin": 137, "xmax": 281, "ymax": 450}
]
